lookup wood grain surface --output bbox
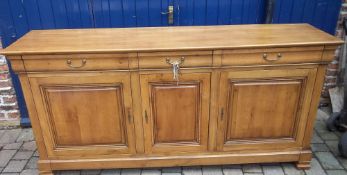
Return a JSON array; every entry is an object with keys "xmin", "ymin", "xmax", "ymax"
[{"xmin": 1, "ymin": 24, "xmax": 342, "ymax": 56}]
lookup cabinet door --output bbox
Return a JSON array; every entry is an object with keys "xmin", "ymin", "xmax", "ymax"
[
  {"xmin": 217, "ymin": 68, "xmax": 316, "ymax": 151},
  {"xmin": 28, "ymin": 72, "xmax": 136, "ymax": 158},
  {"xmin": 140, "ymin": 72, "xmax": 211, "ymax": 154}
]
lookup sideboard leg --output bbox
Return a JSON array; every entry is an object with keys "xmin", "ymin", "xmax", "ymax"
[
  {"xmin": 38, "ymin": 160, "xmax": 54, "ymax": 175},
  {"xmin": 296, "ymin": 150, "xmax": 312, "ymax": 170},
  {"xmin": 296, "ymin": 160, "xmax": 311, "ymax": 170},
  {"xmin": 39, "ymin": 170, "xmax": 54, "ymax": 175}
]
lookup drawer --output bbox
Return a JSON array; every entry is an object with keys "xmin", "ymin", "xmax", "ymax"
[
  {"xmin": 23, "ymin": 54, "xmax": 130, "ymax": 71},
  {"xmin": 138, "ymin": 51, "xmax": 213, "ymax": 69},
  {"xmin": 221, "ymin": 46, "xmax": 324, "ymax": 66}
]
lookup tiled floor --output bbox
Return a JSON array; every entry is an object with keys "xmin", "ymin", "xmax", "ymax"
[{"xmin": 1, "ymin": 109, "xmax": 347, "ymax": 175}]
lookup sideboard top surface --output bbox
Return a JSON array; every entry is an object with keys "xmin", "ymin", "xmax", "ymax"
[{"xmin": 1, "ymin": 24, "xmax": 343, "ymax": 56}]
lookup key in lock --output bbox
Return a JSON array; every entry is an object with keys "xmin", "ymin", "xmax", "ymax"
[{"xmin": 166, "ymin": 57, "xmax": 185, "ymax": 84}]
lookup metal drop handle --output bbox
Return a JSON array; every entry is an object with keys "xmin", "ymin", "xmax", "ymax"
[
  {"xmin": 166, "ymin": 57, "xmax": 185, "ymax": 81},
  {"xmin": 66, "ymin": 59, "xmax": 87, "ymax": 68},
  {"xmin": 262, "ymin": 53, "xmax": 282, "ymax": 62}
]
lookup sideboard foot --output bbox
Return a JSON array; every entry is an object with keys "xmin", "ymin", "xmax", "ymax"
[
  {"xmin": 296, "ymin": 150, "xmax": 312, "ymax": 170},
  {"xmin": 39, "ymin": 170, "xmax": 54, "ymax": 175},
  {"xmin": 296, "ymin": 161, "xmax": 311, "ymax": 170}
]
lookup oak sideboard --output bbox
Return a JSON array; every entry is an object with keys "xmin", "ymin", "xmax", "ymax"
[{"xmin": 1, "ymin": 24, "xmax": 343, "ymax": 174}]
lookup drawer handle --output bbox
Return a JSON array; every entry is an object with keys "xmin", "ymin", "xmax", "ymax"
[
  {"xmin": 262, "ymin": 53, "xmax": 282, "ymax": 62},
  {"xmin": 66, "ymin": 59, "xmax": 87, "ymax": 68},
  {"xmin": 166, "ymin": 57, "xmax": 185, "ymax": 81}
]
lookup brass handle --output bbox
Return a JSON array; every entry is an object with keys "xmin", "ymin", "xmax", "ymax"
[
  {"xmin": 166, "ymin": 57, "xmax": 185, "ymax": 81},
  {"xmin": 161, "ymin": 5, "xmax": 174, "ymax": 25},
  {"xmin": 262, "ymin": 53, "xmax": 282, "ymax": 62},
  {"xmin": 66, "ymin": 59, "xmax": 87, "ymax": 68}
]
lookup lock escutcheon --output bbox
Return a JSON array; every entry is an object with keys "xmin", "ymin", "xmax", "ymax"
[{"xmin": 166, "ymin": 57, "xmax": 185, "ymax": 81}]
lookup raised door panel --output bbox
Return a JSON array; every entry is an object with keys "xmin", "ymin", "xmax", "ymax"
[
  {"xmin": 152, "ymin": 83, "xmax": 200, "ymax": 143},
  {"xmin": 140, "ymin": 72, "xmax": 211, "ymax": 154},
  {"xmin": 29, "ymin": 72, "xmax": 136, "ymax": 158},
  {"xmin": 217, "ymin": 68, "xmax": 317, "ymax": 151},
  {"xmin": 227, "ymin": 80, "xmax": 301, "ymax": 140},
  {"xmin": 44, "ymin": 85, "xmax": 126, "ymax": 146}
]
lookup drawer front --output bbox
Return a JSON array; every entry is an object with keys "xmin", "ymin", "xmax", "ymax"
[
  {"xmin": 221, "ymin": 46, "xmax": 324, "ymax": 66},
  {"xmin": 138, "ymin": 51, "xmax": 213, "ymax": 69},
  {"xmin": 23, "ymin": 54, "xmax": 129, "ymax": 71}
]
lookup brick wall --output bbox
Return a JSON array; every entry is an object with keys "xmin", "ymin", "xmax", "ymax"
[
  {"xmin": 0, "ymin": 41, "xmax": 20, "ymax": 128},
  {"xmin": 321, "ymin": 2, "xmax": 346, "ymax": 105}
]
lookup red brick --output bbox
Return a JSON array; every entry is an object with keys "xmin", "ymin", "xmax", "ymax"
[
  {"xmin": 325, "ymin": 78, "xmax": 337, "ymax": 84},
  {"xmin": 327, "ymin": 63, "xmax": 339, "ymax": 69},
  {"xmin": 3, "ymin": 96, "xmax": 17, "ymax": 104},
  {"xmin": 326, "ymin": 69, "xmax": 338, "ymax": 76},
  {"xmin": 7, "ymin": 111, "xmax": 20, "ymax": 119},
  {"xmin": 0, "ymin": 73, "xmax": 10, "ymax": 80},
  {"xmin": 0, "ymin": 64, "xmax": 8, "ymax": 72},
  {"xmin": 0, "ymin": 105, "xmax": 18, "ymax": 111},
  {"xmin": 0, "ymin": 80, "xmax": 12, "ymax": 88},
  {"xmin": 0, "ymin": 112, "xmax": 5, "ymax": 119},
  {"xmin": 0, "ymin": 88, "xmax": 15, "ymax": 95}
]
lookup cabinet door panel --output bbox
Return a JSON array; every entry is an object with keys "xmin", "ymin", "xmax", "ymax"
[
  {"xmin": 152, "ymin": 83, "xmax": 200, "ymax": 143},
  {"xmin": 29, "ymin": 72, "xmax": 136, "ymax": 158},
  {"xmin": 227, "ymin": 80, "xmax": 301, "ymax": 140},
  {"xmin": 217, "ymin": 68, "xmax": 316, "ymax": 151},
  {"xmin": 45, "ymin": 85, "xmax": 126, "ymax": 146},
  {"xmin": 140, "ymin": 72, "xmax": 210, "ymax": 154}
]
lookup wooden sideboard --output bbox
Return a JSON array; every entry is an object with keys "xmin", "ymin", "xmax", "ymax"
[{"xmin": 1, "ymin": 24, "xmax": 343, "ymax": 174}]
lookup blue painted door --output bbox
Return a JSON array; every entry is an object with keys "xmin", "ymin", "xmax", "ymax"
[
  {"xmin": 272, "ymin": 0, "xmax": 342, "ymax": 34},
  {"xmin": 0, "ymin": 0, "xmax": 267, "ymax": 46},
  {"xmin": 89, "ymin": 0, "xmax": 266, "ymax": 27},
  {"xmin": 91, "ymin": 0, "xmax": 175, "ymax": 27},
  {"xmin": 0, "ymin": 0, "xmax": 341, "ymax": 126}
]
